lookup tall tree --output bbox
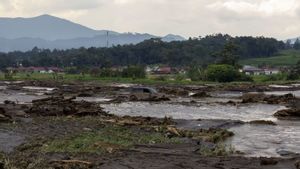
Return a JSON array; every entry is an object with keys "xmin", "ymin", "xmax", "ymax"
[{"xmin": 294, "ymin": 38, "xmax": 300, "ymax": 50}]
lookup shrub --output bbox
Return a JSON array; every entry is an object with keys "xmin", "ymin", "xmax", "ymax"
[
  {"xmin": 205, "ymin": 64, "xmax": 240, "ymax": 82},
  {"xmin": 122, "ymin": 66, "xmax": 146, "ymax": 79},
  {"xmin": 187, "ymin": 66, "xmax": 204, "ymax": 81}
]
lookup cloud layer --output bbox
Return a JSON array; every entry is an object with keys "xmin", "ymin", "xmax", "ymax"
[{"xmin": 0, "ymin": 0, "xmax": 300, "ymax": 39}]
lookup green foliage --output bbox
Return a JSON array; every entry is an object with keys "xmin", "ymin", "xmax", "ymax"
[
  {"xmin": 99, "ymin": 68, "xmax": 121, "ymax": 78},
  {"xmin": 294, "ymin": 39, "xmax": 300, "ymax": 50},
  {"xmin": 252, "ymin": 73, "xmax": 288, "ymax": 82},
  {"xmin": 0, "ymin": 34, "xmax": 285, "ymax": 69},
  {"xmin": 198, "ymin": 144, "xmax": 235, "ymax": 157},
  {"xmin": 287, "ymin": 61, "xmax": 300, "ymax": 80},
  {"xmin": 205, "ymin": 64, "xmax": 241, "ymax": 82},
  {"xmin": 240, "ymin": 50, "xmax": 300, "ymax": 67},
  {"xmin": 122, "ymin": 66, "xmax": 146, "ymax": 79},
  {"xmin": 187, "ymin": 66, "xmax": 204, "ymax": 81},
  {"xmin": 175, "ymin": 74, "xmax": 186, "ymax": 81},
  {"xmin": 214, "ymin": 42, "xmax": 239, "ymax": 66},
  {"xmin": 65, "ymin": 67, "xmax": 80, "ymax": 74},
  {"xmin": 153, "ymin": 75, "xmax": 168, "ymax": 81}
]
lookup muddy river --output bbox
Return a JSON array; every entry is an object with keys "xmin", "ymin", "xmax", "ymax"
[
  {"xmin": 1, "ymin": 86, "xmax": 300, "ymax": 158},
  {"xmin": 102, "ymin": 101, "xmax": 299, "ymax": 157}
]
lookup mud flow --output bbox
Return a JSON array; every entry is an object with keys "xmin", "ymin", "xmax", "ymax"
[{"xmin": 0, "ymin": 81, "xmax": 300, "ymax": 169}]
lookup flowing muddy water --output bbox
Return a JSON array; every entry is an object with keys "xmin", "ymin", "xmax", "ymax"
[
  {"xmin": 0, "ymin": 86, "xmax": 50, "ymax": 104},
  {"xmin": 227, "ymin": 121, "xmax": 300, "ymax": 157},
  {"xmin": 102, "ymin": 102, "xmax": 300, "ymax": 157},
  {"xmin": 264, "ymin": 90, "xmax": 300, "ymax": 97},
  {"xmin": 103, "ymin": 102, "xmax": 284, "ymax": 121}
]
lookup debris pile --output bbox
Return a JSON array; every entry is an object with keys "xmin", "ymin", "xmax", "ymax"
[
  {"xmin": 191, "ymin": 91, "xmax": 211, "ymax": 98},
  {"xmin": 27, "ymin": 96, "xmax": 108, "ymax": 117},
  {"xmin": 274, "ymin": 109, "xmax": 300, "ymax": 120},
  {"xmin": 241, "ymin": 93, "xmax": 296, "ymax": 104},
  {"xmin": 0, "ymin": 107, "xmax": 12, "ymax": 122}
]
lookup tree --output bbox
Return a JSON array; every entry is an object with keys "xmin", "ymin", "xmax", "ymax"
[
  {"xmin": 287, "ymin": 60, "xmax": 300, "ymax": 80},
  {"xmin": 294, "ymin": 39, "xmax": 300, "ymax": 50},
  {"xmin": 214, "ymin": 42, "xmax": 239, "ymax": 67}
]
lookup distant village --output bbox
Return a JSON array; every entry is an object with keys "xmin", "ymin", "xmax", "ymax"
[{"xmin": 4, "ymin": 65, "xmax": 285, "ymax": 76}]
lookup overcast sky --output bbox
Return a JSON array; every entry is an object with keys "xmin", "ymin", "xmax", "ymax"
[{"xmin": 0, "ymin": 0, "xmax": 300, "ymax": 40}]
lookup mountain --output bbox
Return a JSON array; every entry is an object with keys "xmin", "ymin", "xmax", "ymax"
[
  {"xmin": 0, "ymin": 14, "xmax": 185, "ymax": 52},
  {"xmin": 162, "ymin": 34, "xmax": 186, "ymax": 42},
  {"xmin": 0, "ymin": 14, "xmax": 118, "ymax": 40}
]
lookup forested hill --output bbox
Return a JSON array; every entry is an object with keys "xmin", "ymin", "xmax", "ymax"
[{"xmin": 0, "ymin": 34, "xmax": 286, "ymax": 68}]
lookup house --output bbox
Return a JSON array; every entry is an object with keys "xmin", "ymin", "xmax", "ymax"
[
  {"xmin": 242, "ymin": 66, "xmax": 264, "ymax": 75},
  {"xmin": 153, "ymin": 66, "xmax": 172, "ymax": 74},
  {"xmin": 242, "ymin": 65, "xmax": 280, "ymax": 75},
  {"xmin": 264, "ymin": 68, "xmax": 280, "ymax": 75},
  {"xmin": 8, "ymin": 67, "xmax": 64, "ymax": 74}
]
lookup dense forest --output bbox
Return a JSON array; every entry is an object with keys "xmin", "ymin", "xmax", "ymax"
[{"xmin": 0, "ymin": 34, "xmax": 287, "ymax": 69}]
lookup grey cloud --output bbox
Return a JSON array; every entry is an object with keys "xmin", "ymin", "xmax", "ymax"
[{"xmin": 1, "ymin": 0, "xmax": 300, "ymax": 40}]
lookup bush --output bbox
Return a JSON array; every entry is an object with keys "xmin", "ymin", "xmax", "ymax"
[
  {"xmin": 122, "ymin": 66, "xmax": 146, "ymax": 79},
  {"xmin": 65, "ymin": 67, "xmax": 80, "ymax": 74},
  {"xmin": 154, "ymin": 76, "xmax": 168, "ymax": 81},
  {"xmin": 187, "ymin": 66, "xmax": 204, "ymax": 81},
  {"xmin": 205, "ymin": 64, "xmax": 241, "ymax": 82}
]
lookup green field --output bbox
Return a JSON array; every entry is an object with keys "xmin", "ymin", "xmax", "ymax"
[{"xmin": 240, "ymin": 50, "xmax": 300, "ymax": 66}]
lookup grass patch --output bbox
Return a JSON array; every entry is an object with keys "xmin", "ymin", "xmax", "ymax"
[
  {"xmin": 42, "ymin": 125, "xmax": 181, "ymax": 153},
  {"xmin": 240, "ymin": 49, "xmax": 300, "ymax": 67}
]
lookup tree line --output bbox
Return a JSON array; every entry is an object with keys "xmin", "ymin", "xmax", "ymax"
[{"xmin": 0, "ymin": 34, "xmax": 286, "ymax": 70}]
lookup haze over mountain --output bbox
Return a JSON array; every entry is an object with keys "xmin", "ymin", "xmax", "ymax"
[{"xmin": 0, "ymin": 15, "xmax": 185, "ymax": 52}]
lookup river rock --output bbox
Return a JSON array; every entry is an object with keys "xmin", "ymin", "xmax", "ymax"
[
  {"xmin": 274, "ymin": 109, "xmax": 300, "ymax": 120},
  {"xmin": 0, "ymin": 108, "xmax": 12, "ymax": 123},
  {"xmin": 249, "ymin": 120, "xmax": 276, "ymax": 125}
]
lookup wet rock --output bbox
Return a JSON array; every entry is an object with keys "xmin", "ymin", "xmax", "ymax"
[
  {"xmin": 27, "ymin": 96, "xmax": 108, "ymax": 117},
  {"xmin": 0, "ymin": 108, "xmax": 12, "ymax": 123},
  {"xmin": 276, "ymin": 149, "xmax": 299, "ymax": 157},
  {"xmin": 191, "ymin": 92, "xmax": 210, "ymax": 98},
  {"xmin": 274, "ymin": 109, "xmax": 300, "ymax": 120},
  {"xmin": 249, "ymin": 120, "xmax": 276, "ymax": 125},
  {"xmin": 4, "ymin": 100, "xmax": 16, "ymax": 105},
  {"xmin": 260, "ymin": 158, "xmax": 278, "ymax": 165},
  {"xmin": 77, "ymin": 92, "xmax": 93, "ymax": 97}
]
